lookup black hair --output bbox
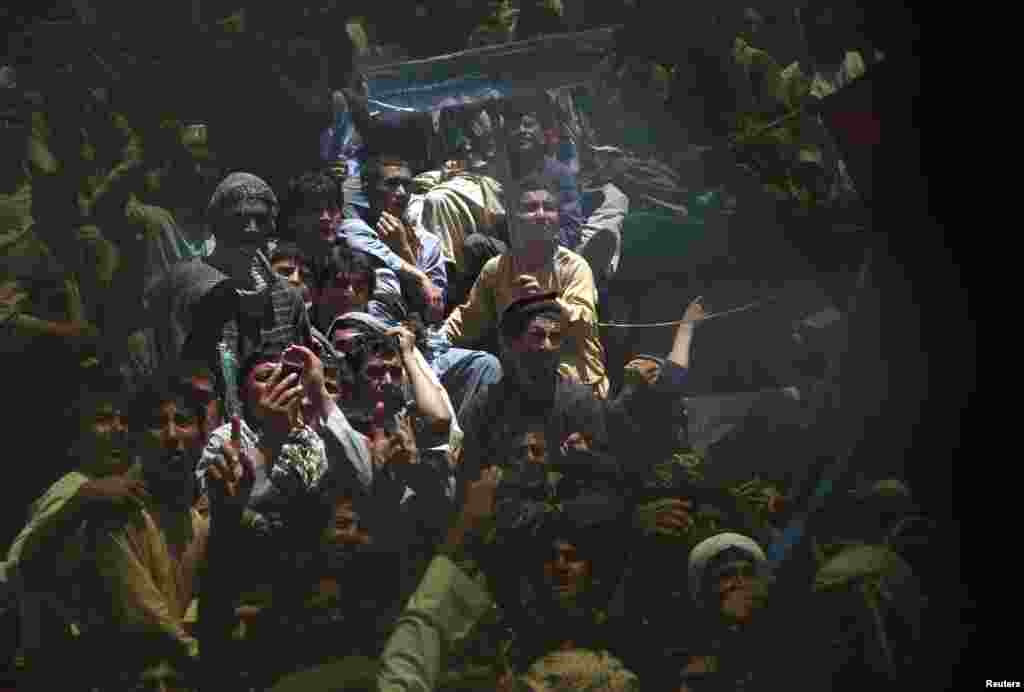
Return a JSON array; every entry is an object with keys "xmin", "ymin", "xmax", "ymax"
[
  {"xmin": 361, "ymin": 154, "xmax": 413, "ymax": 198},
  {"xmin": 507, "ymin": 93, "xmax": 557, "ymax": 131},
  {"xmin": 165, "ymin": 359, "xmax": 221, "ymax": 422},
  {"xmin": 270, "ymin": 241, "xmax": 311, "ymax": 269},
  {"xmin": 319, "ymin": 243, "xmax": 377, "ymax": 297},
  {"xmin": 278, "ymin": 170, "xmax": 343, "ymax": 242},
  {"xmin": 237, "ymin": 347, "xmax": 285, "ymax": 423},
  {"xmin": 517, "ymin": 170, "xmax": 561, "ymax": 200},
  {"xmin": 346, "ymin": 330, "xmax": 401, "ymax": 379},
  {"xmin": 500, "ymin": 293, "xmax": 563, "ymax": 343},
  {"xmin": 67, "ymin": 366, "xmax": 130, "ymax": 437},
  {"xmin": 123, "ymin": 368, "xmax": 207, "ymax": 432}
]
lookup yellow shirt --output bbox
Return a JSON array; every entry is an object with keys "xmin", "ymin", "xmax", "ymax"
[{"xmin": 443, "ymin": 247, "xmax": 609, "ymax": 399}]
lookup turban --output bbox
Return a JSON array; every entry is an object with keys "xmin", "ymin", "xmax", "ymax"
[
  {"xmin": 500, "ymin": 292, "xmax": 563, "ymax": 342},
  {"xmin": 688, "ymin": 532, "xmax": 767, "ymax": 608},
  {"xmin": 207, "ymin": 171, "xmax": 279, "ymax": 221},
  {"xmin": 517, "ymin": 649, "xmax": 640, "ymax": 692}
]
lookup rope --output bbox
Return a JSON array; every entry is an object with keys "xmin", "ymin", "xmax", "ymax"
[{"xmin": 598, "ymin": 297, "xmax": 775, "ymax": 328}]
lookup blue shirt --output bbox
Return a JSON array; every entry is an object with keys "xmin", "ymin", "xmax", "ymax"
[
  {"xmin": 542, "ymin": 156, "xmax": 584, "ymax": 250},
  {"xmin": 336, "ymin": 215, "xmax": 448, "ymax": 323}
]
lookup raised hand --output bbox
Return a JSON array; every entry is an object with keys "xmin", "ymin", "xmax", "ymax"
[
  {"xmin": 283, "ymin": 344, "xmax": 326, "ymax": 402},
  {"xmin": 462, "ymin": 466, "xmax": 501, "ymax": 535},
  {"xmin": 377, "ymin": 211, "xmax": 415, "ymax": 262},
  {"xmin": 683, "ymin": 295, "xmax": 706, "ymax": 324},
  {"xmin": 419, "ymin": 278, "xmax": 445, "ymax": 323},
  {"xmin": 385, "ymin": 326, "xmax": 417, "ymax": 358},
  {"xmin": 254, "ymin": 364, "xmax": 304, "ymax": 440},
  {"xmin": 206, "ymin": 416, "xmax": 257, "ymax": 520}
]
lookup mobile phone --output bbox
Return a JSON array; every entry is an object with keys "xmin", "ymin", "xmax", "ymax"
[{"xmin": 280, "ymin": 353, "xmax": 304, "ymax": 380}]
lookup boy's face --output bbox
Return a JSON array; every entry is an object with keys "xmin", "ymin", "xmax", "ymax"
[
  {"xmin": 272, "ymin": 256, "xmax": 314, "ymax": 306},
  {"xmin": 75, "ymin": 397, "xmax": 131, "ymax": 470},
  {"xmin": 541, "ymin": 539, "xmax": 592, "ymax": 608},
  {"xmin": 293, "ymin": 194, "xmax": 344, "ymax": 250},
  {"xmin": 371, "ymin": 163, "xmax": 413, "ymax": 219}
]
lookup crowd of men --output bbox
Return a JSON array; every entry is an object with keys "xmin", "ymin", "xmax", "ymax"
[{"xmin": 0, "ymin": 41, "xmax": 940, "ymax": 689}]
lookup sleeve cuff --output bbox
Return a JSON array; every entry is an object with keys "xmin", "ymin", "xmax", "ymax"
[
  {"xmin": 655, "ymin": 360, "xmax": 689, "ymax": 393},
  {"xmin": 403, "ymin": 555, "xmax": 494, "ymax": 646}
]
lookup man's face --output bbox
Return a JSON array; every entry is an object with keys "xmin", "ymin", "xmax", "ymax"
[
  {"xmin": 332, "ymin": 327, "xmax": 365, "ymax": 356},
  {"xmin": 511, "ymin": 429, "xmax": 548, "ymax": 468},
  {"xmin": 322, "ymin": 496, "xmax": 372, "ymax": 553},
  {"xmin": 135, "ymin": 398, "xmax": 204, "ymax": 505},
  {"xmin": 243, "ymin": 360, "xmax": 280, "ymax": 423},
  {"xmin": 136, "ymin": 399, "xmax": 204, "ymax": 468},
  {"xmin": 293, "ymin": 195, "xmax": 343, "ymax": 250},
  {"xmin": 541, "ymin": 539, "xmax": 592, "ymax": 607},
  {"xmin": 713, "ymin": 559, "xmax": 763, "ymax": 624},
  {"xmin": 272, "ymin": 257, "xmax": 314, "ymax": 306},
  {"xmin": 511, "ymin": 112, "xmax": 544, "ymax": 153},
  {"xmin": 322, "ymin": 271, "xmax": 371, "ymax": 319},
  {"xmin": 372, "ymin": 164, "xmax": 413, "ymax": 219},
  {"xmin": 217, "ymin": 198, "xmax": 273, "ymax": 248},
  {"xmin": 505, "ymin": 316, "xmax": 563, "ymax": 390},
  {"xmin": 362, "ymin": 353, "xmax": 406, "ymax": 397},
  {"xmin": 75, "ymin": 399, "xmax": 131, "ymax": 470},
  {"xmin": 518, "ymin": 189, "xmax": 559, "ymax": 234}
]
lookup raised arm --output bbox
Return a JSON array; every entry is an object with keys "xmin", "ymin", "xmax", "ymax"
[
  {"xmin": 667, "ymin": 296, "xmax": 705, "ymax": 369},
  {"xmin": 9, "ymin": 472, "xmax": 150, "ymax": 574},
  {"xmin": 285, "ymin": 345, "xmax": 375, "ymax": 489},
  {"xmin": 388, "ymin": 326, "xmax": 451, "ymax": 434},
  {"xmin": 377, "ymin": 469, "xmax": 500, "ymax": 692}
]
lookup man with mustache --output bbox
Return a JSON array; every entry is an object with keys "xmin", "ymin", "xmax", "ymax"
[
  {"xmin": 145, "ymin": 171, "xmax": 313, "ymax": 417},
  {"xmin": 505, "ymin": 97, "xmax": 630, "ymax": 288},
  {"xmin": 455, "ymin": 280, "xmax": 705, "ymax": 512},
  {"xmin": 4, "ymin": 366, "xmax": 220, "ymax": 688},
  {"xmin": 443, "ymin": 171, "xmax": 609, "ymax": 398}
]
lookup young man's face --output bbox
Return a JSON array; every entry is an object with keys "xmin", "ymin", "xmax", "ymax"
[
  {"xmin": 135, "ymin": 398, "xmax": 204, "ymax": 507},
  {"xmin": 712, "ymin": 559, "xmax": 763, "ymax": 624},
  {"xmin": 362, "ymin": 352, "xmax": 406, "ymax": 397},
  {"xmin": 332, "ymin": 327, "xmax": 365, "ymax": 356},
  {"xmin": 136, "ymin": 399, "xmax": 205, "ymax": 471},
  {"xmin": 293, "ymin": 195, "xmax": 344, "ymax": 250},
  {"xmin": 243, "ymin": 360, "xmax": 281, "ymax": 423},
  {"xmin": 321, "ymin": 271, "xmax": 371, "ymax": 319},
  {"xmin": 216, "ymin": 198, "xmax": 273, "ymax": 248},
  {"xmin": 504, "ymin": 315, "xmax": 563, "ymax": 390},
  {"xmin": 541, "ymin": 539, "xmax": 592, "ymax": 607},
  {"xmin": 510, "ymin": 112, "xmax": 544, "ymax": 153},
  {"xmin": 371, "ymin": 164, "xmax": 413, "ymax": 219},
  {"xmin": 75, "ymin": 398, "xmax": 131, "ymax": 470},
  {"xmin": 518, "ymin": 189, "xmax": 559, "ymax": 233},
  {"xmin": 272, "ymin": 257, "xmax": 314, "ymax": 306}
]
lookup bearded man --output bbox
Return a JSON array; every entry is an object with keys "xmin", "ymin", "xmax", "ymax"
[{"xmin": 145, "ymin": 171, "xmax": 313, "ymax": 417}]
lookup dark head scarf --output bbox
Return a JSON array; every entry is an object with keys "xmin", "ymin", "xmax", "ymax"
[
  {"xmin": 500, "ymin": 292, "xmax": 563, "ymax": 343},
  {"xmin": 207, "ymin": 171, "xmax": 280, "ymax": 227}
]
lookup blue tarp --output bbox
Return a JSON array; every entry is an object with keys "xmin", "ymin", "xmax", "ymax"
[{"xmin": 367, "ymin": 74, "xmax": 512, "ymax": 114}]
